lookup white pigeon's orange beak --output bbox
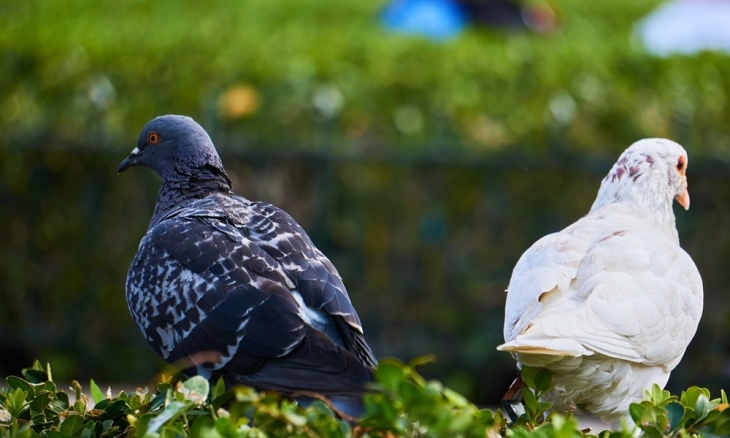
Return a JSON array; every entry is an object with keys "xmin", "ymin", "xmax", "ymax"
[{"xmin": 675, "ymin": 176, "xmax": 690, "ymax": 210}]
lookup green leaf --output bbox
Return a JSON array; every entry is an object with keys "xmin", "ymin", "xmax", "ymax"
[
  {"xmin": 30, "ymin": 411, "xmax": 49, "ymax": 427},
  {"xmin": 73, "ymin": 399, "xmax": 87, "ymax": 415},
  {"xmin": 713, "ymin": 410, "xmax": 730, "ymax": 435},
  {"xmin": 642, "ymin": 428, "xmax": 663, "ymax": 438},
  {"xmin": 702, "ymin": 408, "xmax": 724, "ymax": 424},
  {"xmin": 44, "ymin": 432, "xmax": 74, "ymax": 438},
  {"xmin": 58, "ymin": 414, "xmax": 84, "ymax": 436},
  {"xmin": 649, "ymin": 384, "xmax": 664, "ymax": 404},
  {"xmin": 213, "ymin": 415, "xmax": 240, "ymax": 437},
  {"xmin": 7, "ymin": 376, "xmax": 35, "ymax": 399},
  {"xmin": 53, "ymin": 392, "xmax": 70, "ymax": 410},
  {"xmin": 211, "ymin": 389, "xmax": 234, "ymax": 411},
  {"xmin": 695, "ymin": 394, "xmax": 711, "ymax": 419},
  {"xmin": 534, "ymin": 368, "xmax": 552, "ymax": 393},
  {"xmin": 189, "ymin": 415, "xmax": 214, "ymax": 438},
  {"xmin": 211, "ymin": 377, "xmax": 225, "ymax": 401},
  {"xmin": 521, "ymin": 366, "xmax": 539, "ymax": 390},
  {"xmin": 178, "ymin": 376, "xmax": 209, "ymax": 405},
  {"xmin": 666, "ymin": 401, "xmax": 685, "ymax": 432},
  {"xmin": 629, "ymin": 403, "xmax": 645, "ymax": 424},
  {"xmin": 374, "ymin": 360, "xmax": 406, "ymax": 391},
  {"xmin": 144, "ymin": 400, "xmax": 190, "ymax": 436},
  {"xmin": 681, "ymin": 386, "xmax": 711, "ymax": 411},
  {"xmin": 159, "ymin": 425, "xmax": 181, "ymax": 438},
  {"xmin": 521, "ymin": 386, "xmax": 538, "ymax": 413},
  {"xmin": 5, "ymin": 388, "xmax": 30, "ymax": 418},
  {"xmin": 148, "ymin": 392, "xmax": 167, "ymax": 411},
  {"xmin": 157, "ymin": 381, "xmax": 174, "ymax": 394},
  {"xmin": 127, "ymin": 394, "xmax": 143, "ymax": 411},
  {"xmin": 134, "ymin": 412, "xmax": 155, "ymax": 438},
  {"xmin": 98, "ymin": 399, "xmax": 127, "ymax": 420},
  {"xmin": 233, "ymin": 386, "xmax": 260, "ymax": 403},
  {"xmin": 442, "ymin": 387, "xmax": 469, "ymax": 408},
  {"xmin": 408, "ymin": 355, "xmax": 437, "ymax": 368},
  {"xmin": 537, "ymin": 401, "xmax": 553, "ymax": 412},
  {"xmin": 29, "ymin": 391, "xmax": 51, "ymax": 413},
  {"xmin": 46, "ymin": 363, "xmax": 53, "ymax": 383},
  {"xmin": 549, "ymin": 413, "xmax": 582, "ymax": 438},
  {"xmin": 78, "ymin": 426, "xmax": 95, "ymax": 438},
  {"xmin": 89, "ymin": 379, "xmax": 104, "ymax": 405},
  {"xmin": 22, "ymin": 370, "xmax": 49, "ymax": 384},
  {"xmin": 42, "ymin": 381, "xmax": 57, "ymax": 394}
]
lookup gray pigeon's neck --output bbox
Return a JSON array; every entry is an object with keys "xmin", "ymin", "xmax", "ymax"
[{"xmin": 149, "ymin": 165, "xmax": 233, "ymax": 228}]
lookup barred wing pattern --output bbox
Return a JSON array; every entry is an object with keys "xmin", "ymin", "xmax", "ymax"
[{"xmin": 126, "ymin": 194, "xmax": 376, "ymax": 395}]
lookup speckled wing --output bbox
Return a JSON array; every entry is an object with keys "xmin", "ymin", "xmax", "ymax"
[
  {"xmin": 126, "ymin": 195, "xmax": 375, "ymax": 395},
  {"xmin": 500, "ymin": 214, "xmax": 703, "ymax": 367},
  {"xmin": 238, "ymin": 198, "xmax": 377, "ymax": 368}
]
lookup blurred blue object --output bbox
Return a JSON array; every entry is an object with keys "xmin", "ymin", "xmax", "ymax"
[
  {"xmin": 637, "ymin": 0, "xmax": 730, "ymax": 56},
  {"xmin": 381, "ymin": 0, "xmax": 556, "ymax": 41},
  {"xmin": 381, "ymin": 0, "xmax": 467, "ymax": 41}
]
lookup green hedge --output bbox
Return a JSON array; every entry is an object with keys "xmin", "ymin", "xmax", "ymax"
[
  {"xmin": 4, "ymin": 0, "xmax": 730, "ymax": 157},
  {"xmin": 3, "ymin": 359, "xmax": 730, "ymax": 437}
]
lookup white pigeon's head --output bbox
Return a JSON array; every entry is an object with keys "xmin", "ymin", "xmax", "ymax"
[
  {"xmin": 118, "ymin": 115, "xmax": 226, "ymax": 179},
  {"xmin": 591, "ymin": 138, "xmax": 690, "ymax": 214}
]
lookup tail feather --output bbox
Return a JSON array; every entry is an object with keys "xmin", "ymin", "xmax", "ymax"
[
  {"xmin": 497, "ymin": 336, "xmax": 592, "ymax": 357},
  {"xmin": 295, "ymin": 393, "xmax": 366, "ymax": 421}
]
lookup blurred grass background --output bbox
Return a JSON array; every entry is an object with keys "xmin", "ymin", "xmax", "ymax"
[{"xmin": 2, "ymin": 0, "xmax": 730, "ymax": 405}]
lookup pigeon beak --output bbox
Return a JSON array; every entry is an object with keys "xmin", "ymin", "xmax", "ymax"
[
  {"xmin": 675, "ymin": 176, "xmax": 690, "ymax": 210},
  {"xmin": 118, "ymin": 147, "xmax": 143, "ymax": 173}
]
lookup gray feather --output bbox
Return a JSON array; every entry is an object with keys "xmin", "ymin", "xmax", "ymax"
[{"xmin": 120, "ymin": 115, "xmax": 377, "ymax": 406}]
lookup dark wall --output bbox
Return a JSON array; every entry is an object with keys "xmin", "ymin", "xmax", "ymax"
[{"xmin": 1, "ymin": 143, "xmax": 728, "ymax": 404}]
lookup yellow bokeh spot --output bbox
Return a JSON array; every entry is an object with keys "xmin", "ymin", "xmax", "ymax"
[{"xmin": 219, "ymin": 85, "xmax": 259, "ymax": 119}]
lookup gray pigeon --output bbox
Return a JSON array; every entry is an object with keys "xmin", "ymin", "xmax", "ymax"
[{"xmin": 118, "ymin": 115, "xmax": 377, "ymax": 416}]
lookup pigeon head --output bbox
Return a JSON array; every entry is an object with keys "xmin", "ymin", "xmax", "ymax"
[
  {"xmin": 591, "ymin": 138, "xmax": 690, "ymax": 214},
  {"xmin": 118, "ymin": 115, "xmax": 225, "ymax": 178}
]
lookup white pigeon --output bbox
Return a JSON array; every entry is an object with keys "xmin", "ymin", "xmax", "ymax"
[{"xmin": 498, "ymin": 138, "xmax": 703, "ymax": 428}]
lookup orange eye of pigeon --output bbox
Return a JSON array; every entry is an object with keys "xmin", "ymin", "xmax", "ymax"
[
  {"xmin": 148, "ymin": 132, "xmax": 160, "ymax": 145},
  {"xmin": 676, "ymin": 157, "xmax": 685, "ymax": 172}
]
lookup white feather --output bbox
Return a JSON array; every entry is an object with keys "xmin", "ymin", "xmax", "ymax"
[{"xmin": 499, "ymin": 139, "xmax": 703, "ymax": 428}]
